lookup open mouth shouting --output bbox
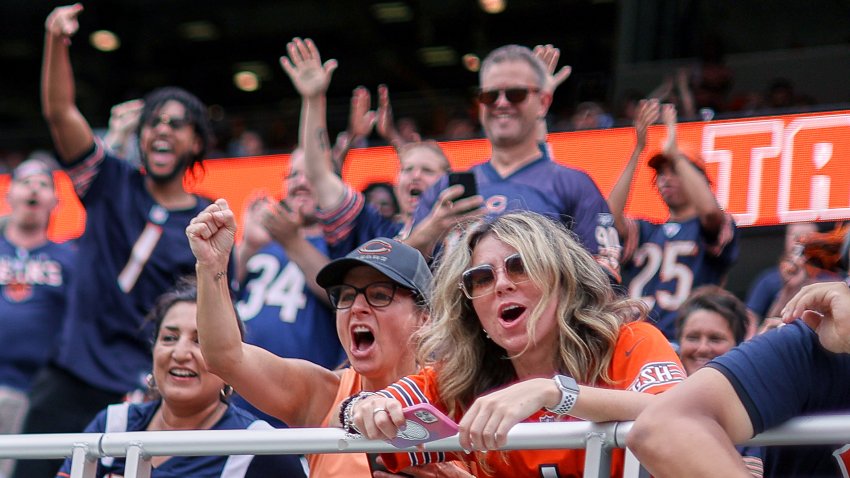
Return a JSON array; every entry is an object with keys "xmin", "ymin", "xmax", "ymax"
[
  {"xmin": 349, "ymin": 324, "xmax": 376, "ymax": 358},
  {"xmin": 498, "ymin": 303, "xmax": 527, "ymax": 326}
]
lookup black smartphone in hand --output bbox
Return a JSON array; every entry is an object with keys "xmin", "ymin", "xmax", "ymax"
[{"xmin": 447, "ymin": 172, "xmax": 477, "ymax": 200}]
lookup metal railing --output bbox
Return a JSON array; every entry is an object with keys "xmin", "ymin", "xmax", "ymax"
[{"xmin": 2, "ymin": 415, "xmax": 848, "ymax": 478}]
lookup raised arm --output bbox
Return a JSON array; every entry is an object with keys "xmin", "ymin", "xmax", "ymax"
[
  {"xmin": 280, "ymin": 38, "xmax": 344, "ymax": 210},
  {"xmin": 42, "ymin": 3, "xmax": 95, "ymax": 162},
  {"xmin": 533, "ymin": 44, "xmax": 572, "ymax": 142},
  {"xmin": 331, "ymin": 86, "xmax": 376, "ymax": 173},
  {"xmin": 261, "ymin": 200, "xmax": 331, "ymax": 302},
  {"xmin": 188, "ymin": 199, "xmax": 339, "ymax": 427},
  {"xmin": 607, "ymin": 99, "xmax": 659, "ymax": 240},
  {"xmin": 103, "ymin": 98, "xmax": 144, "ymax": 158},
  {"xmin": 375, "ymin": 84, "xmax": 413, "ymax": 150},
  {"xmin": 663, "ymin": 103, "xmax": 725, "ymax": 236}
]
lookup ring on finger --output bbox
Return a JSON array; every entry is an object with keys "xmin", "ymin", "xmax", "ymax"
[{"xmin": 372, "ymin": 407, "xmax": 387, "ymax": 416}]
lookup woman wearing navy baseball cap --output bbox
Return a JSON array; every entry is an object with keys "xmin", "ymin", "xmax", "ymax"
[{"xmin": 187, "ymin": 199, "xmax": 470, "ymax": 477}]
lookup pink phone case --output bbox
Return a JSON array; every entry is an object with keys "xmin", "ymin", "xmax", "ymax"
[{"xmin": 386, "ymin": 403, "xmax": 459, "ymax": 448}]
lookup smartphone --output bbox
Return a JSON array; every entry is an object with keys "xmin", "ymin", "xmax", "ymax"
[
  {"xmin": 448, "ymin": 172, "xmax": 477, "ymax": 201},
  {"xmin": 385, "ymin": 403, "xmax": 458, "ymax": 448}
]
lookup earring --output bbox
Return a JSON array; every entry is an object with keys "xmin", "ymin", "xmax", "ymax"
[
  {"xmin": 145, "ymin": 373, "xmax": 157, "ymax": 391},
  {"xmin": 220, "ymin": 384, "xmax": 233, "ymax": 401},
  {"xmin": 483, "ymin": 329, "xmax": 490, "ymax": 340}
]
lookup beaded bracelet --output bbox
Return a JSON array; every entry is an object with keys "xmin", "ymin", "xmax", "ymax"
[{"xmin": 339, "ymin": 391, "xmax": 377, "ymax": 437}]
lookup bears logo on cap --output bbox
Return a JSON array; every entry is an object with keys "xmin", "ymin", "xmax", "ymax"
[{"xmin": 358, "ymin": 239, "xmax": 393, "ymax": 256}]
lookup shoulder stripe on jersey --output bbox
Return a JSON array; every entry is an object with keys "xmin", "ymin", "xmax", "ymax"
[
  {"xmin": 66, "ymin": 139, "xmax": 106, "ymax": 197},
  {"xmin": 399, "ymin": 377, "xmax": 429, "ymax": 403},
  {"xmin": 317, "ymin": 186, "xmax": 364, "ymax": 245}
]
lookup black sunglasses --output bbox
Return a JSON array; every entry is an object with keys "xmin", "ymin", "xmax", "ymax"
[
  {"xmin": 477, "ymin": 87, "xmax": 540, "ymax": 106},
  {"xmin": 460, "ymin": 253, "xmax": 530, "ymax": 299},
  {"xmin": 326, "ymin": 282, "xmax": 399, "ymax": 310},
  {"xmin": 146, "ymin": 114, "xmax": 191, "ymax": 130}
]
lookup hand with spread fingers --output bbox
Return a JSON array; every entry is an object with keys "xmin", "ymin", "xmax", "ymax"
[
  {"xmin": 280, "ymin": 37, "xmax": 338, "ymax": 99},
  {"xmin": 347, "ymin": 86, "xmax": 376, "ymax": 141},
  {"xmin": 533, "ymin": 44, "xmax": 572, "ymax": 93},
  {"xmin": 186, "ymin": 198, "xmax": 237, "ymax": 269},
  {"xmin": 634, "ymin": 99, "xmax": 660, "ymax": 152},
  {"xmin": 781, "ymin": 281, "xmax": 850, "ymax": 354},
  {"xmin": 261, "ymin": 199, "xmax": 304, "ymax": 247}
]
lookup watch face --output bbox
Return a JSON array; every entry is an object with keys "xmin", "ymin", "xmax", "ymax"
[{"xmin": 555, "ymin": 375, "xmax": 578, "ymax": 392}]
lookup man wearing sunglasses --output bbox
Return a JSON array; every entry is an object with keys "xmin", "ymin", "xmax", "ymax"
[
  {"xmin": 16, "ymin": 6, "xmax": 225, "ymax": 477},
  {"xmin": 411, "ymin": 45, "xmax": 620, "ymax": 280}
]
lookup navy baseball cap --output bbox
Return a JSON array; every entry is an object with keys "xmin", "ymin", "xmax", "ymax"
[
  {"xmin": 12, "ymin": 159, "xmax": 54, "ymax": 184},
  {"xmin": 316, "ymin": 237, "xmax": 432, "ymax": 302}
]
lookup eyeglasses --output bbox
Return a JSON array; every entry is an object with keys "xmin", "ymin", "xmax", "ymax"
[
  {"xmin": 146, "ymin": 114, "xmax": 191, "ymax": 130},
  {"xmin": 326, "ymin": 282, "xmax": 399, "ymax": 310},
  {"xmin": 460, "ymin": 253, "xmax": 530, "ymax": 299},
  {"xmin": 477, "ymin": 87, "xmax": 540, "ymax": 106}
]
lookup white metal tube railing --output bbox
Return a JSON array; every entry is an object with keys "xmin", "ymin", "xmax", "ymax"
[{"xmin": 2, "ymin": 415, "xmax": 849, "ymax": 478}]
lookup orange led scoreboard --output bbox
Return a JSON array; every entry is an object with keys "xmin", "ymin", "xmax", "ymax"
[{"xmin": 3, "ymin": 109, "xmax": 850, "ymax": 243}]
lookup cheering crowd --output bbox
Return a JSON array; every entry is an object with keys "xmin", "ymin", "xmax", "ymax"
[{"xmin": 1, "ymin": 3, "xmax": 849, "ymax": 478}]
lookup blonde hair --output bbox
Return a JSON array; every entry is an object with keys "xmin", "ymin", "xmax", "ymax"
[
  {"xmin": 397, "ymin": 141, "xmax": 451, "ymax": 173},
  {"xmin": 420, "ymin": 211, "xmax": 642, "ymax": 417}
]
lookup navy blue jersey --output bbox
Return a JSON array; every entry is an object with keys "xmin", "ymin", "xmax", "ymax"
[
  {"xmin": 56, "ymin": 400, "xmax": 306, "ymax": 478},
  {"xmin": 0, "ymin": 236, "xmax": 75, "ymax": 391},
  {"xmin": 234, "ymin": 236, "xmax": 344, "ymax": 426},
  {"xmin": 746, "ymin": 267, "xmax": 783, "ymax": 318},
  {"xmin": 622, "ymin": 215, "xmax": 739, "ymax": 339},
  {"xmin": 54, "ymin": 141, "xmax": 219, "ymax": 394},
  {"xmin": 709, "ymin": 320, "xmax": 850, "ymax": 477},
  {"xmin": 317, "ymin": 185, "xmax": 404, "ymax": 259},
  {"xmin": 412, "ymin": 146, "xmax": 620, "ymax": 276}
]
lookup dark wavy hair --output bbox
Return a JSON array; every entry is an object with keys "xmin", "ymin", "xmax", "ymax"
[
  {"xmin": 675, "ymin": 285, "xmax": 748, "ymax": 345},
  {"xmin": 146, "ymin": 276, "xmax": 244, "ymax": 345},
  {"xmin": 137, "ymin": 87, "xmax": 212, "ymax": 179}
]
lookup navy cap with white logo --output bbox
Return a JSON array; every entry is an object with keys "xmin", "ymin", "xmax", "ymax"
[{"xmin": 316, "ymin": 237, "xmax": 432, "ymax": 302}]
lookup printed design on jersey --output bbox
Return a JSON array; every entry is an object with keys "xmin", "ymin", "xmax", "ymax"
[
  {"xmin": 117, "ymin": 205, "xmax": 169, "ymax": 293},
  {"xmin": 237, "ymin": 255, "xmax": 307, "ymax": 323},
  {"xmin": 626, "ymin": 361, "xmax": 686, "ymax": 392},
  {"xmin": 595, "ymin": 212, "xmax": 622, "ymax": 281},
  {"xmin": 834, "ymin": 444, "xmax": 850, "ymax": 478},
  {"xmin": 65, "ymin": 139, "xmax": 107, "ymax": 196},
  {"xmin": 662, "ymin": 223, "xmax": 681, "ymax": 238},
  {"xmin": 629, "ymin": 240, "xmax": 697, "ymax": 312},
  {"xmin": 377, "ymin": 377, "xmax": 447, "ymax": 467},
  {"xmin": 0, "ymin": 252, "xmax": 64, "ymax": 302},
  {"xmin": 484, "ymin": 195, "xmax": 508, "ymax": 214}
]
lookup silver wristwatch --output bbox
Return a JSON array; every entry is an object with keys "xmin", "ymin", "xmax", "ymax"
[{"xmin": 545, "ymin": 374, "xmax": 580, "ymax": 415}]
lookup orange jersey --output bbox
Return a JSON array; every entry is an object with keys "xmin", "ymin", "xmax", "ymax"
[{"xmin": 377, "ymin": 321, "xmax": 685, "ymax": 477}]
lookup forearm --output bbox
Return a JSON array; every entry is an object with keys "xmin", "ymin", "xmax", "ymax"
[
  {"xmin": 302, "ymin": 95, "xmax": 345, "ymax": 209},
  {"xmin": 677, "ymin": 157, "xmax": 724, "ymax": 233},
  {"xmin": 630, "ymin": 414, "xmax": 752, "ymax": 477},
  {"xmin": 607, "ymin": 148, "xmax": 641, "ymax": 240},
  {"xmin": 195, "ymin": 263, "xmax": 246, "ymax": 375},
  {"xmin": 570, "ymin": 386, "xmax": 655, "ymax": 423},
  {"xmin": 41, "ymin": 31, "xmax": 93, "ymax": 162},
  {"xmin": 278, "ymin": 234, "xmax": 331, "ymax": 301}
]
